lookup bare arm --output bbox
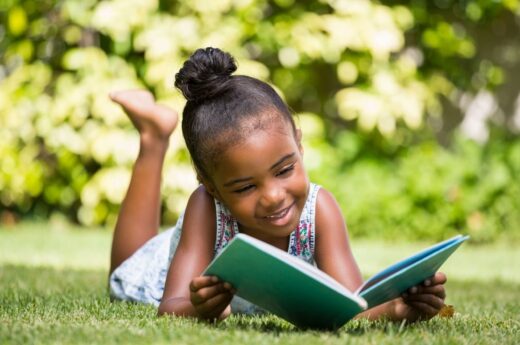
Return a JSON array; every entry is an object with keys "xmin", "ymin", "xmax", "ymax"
[
  {"xmin": 314, "ymin": 188, "xmax": 363, "ymax": 292},
  {"xmin": 158, "ymin": 186, "xmax": 234, "ymax": 320},
  {"xmin": 313, "ymin": 189, "xmax": 400, "ymax": 320},
  {"xmin": 355, "ymin": 272, "xmax": 447, "ymax": 321},
  {"xmin": 314, "ymin": 188, "xmax": 447, "ymax": 322}
]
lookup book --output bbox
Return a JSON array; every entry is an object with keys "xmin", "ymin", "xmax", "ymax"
[{"xmin": 203, "ymin": 234, "xmax": 469, "ymax": 329}]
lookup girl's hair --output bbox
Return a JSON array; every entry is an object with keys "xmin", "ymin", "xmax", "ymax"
[{"xmin": 175, "ymin": 47, "xmax": 296, "ymax": 180}]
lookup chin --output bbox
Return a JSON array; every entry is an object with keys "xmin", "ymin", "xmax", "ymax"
[{"xmin": 282, "ymin": 218, "xmax": 302, "ymax": 236}]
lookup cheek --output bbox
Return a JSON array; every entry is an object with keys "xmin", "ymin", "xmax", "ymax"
[
  {"xmin": 230, "ymin": 197, "xmax": 255, "ymax": 218},
  {"xmin": 295, "ymin": 167, "xmax": 309, "ymax": 191}
]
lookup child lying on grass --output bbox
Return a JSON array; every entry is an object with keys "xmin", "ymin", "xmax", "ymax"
[{"xmin": 108, "ymin": 47, "xmax": 447, "ymax": 323}]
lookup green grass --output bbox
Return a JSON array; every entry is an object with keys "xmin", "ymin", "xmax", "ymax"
[{"xmin": 1, "ymin": 222, "xmax": 519, "ymax": 344}]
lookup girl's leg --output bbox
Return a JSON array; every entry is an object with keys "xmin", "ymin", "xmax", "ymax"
[{"xmin": 108, "ymin": 90, "xmax": 178, "ymax": 274}]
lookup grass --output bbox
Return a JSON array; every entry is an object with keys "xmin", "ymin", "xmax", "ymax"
[{"xmin": 1, "ymin": 222, "xmax": 519, "ymax": 344}]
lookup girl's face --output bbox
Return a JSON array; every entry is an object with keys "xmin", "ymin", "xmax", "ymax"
[{"xmin": 207, "ymin": 119, "xmax": 309, "ymax": 244}]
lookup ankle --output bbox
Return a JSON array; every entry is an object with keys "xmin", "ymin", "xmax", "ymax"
[{"xmin": 139, "ymin": 135, "xmax": 170, "ymax": 155}]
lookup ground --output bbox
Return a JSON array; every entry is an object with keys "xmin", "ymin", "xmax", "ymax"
[{"xmin": 1, "ymin": 222, "xmax": 518, "ymax": 344}]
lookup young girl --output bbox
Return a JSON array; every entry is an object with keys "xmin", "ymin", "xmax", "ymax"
[{"xmin": 108, "ymin": 47, "xmax": 447, "ymax": 323}]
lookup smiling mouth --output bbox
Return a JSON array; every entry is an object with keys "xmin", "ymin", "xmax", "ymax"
[{"xmin": 263, "ymin": 202, "xmax": 295, "ymax": 220}]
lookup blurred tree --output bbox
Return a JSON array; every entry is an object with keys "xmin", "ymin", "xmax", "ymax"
[
  {"xmin": 0, "ymin": 0, "xmax": 519, "ymax": 241},
  {"xmin": 386, "ymin": 0, "xmax": 520, "ymax": 144}
]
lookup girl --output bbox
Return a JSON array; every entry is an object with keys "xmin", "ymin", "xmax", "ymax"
[{"xmin": 108, "ymin": 47, "xmax": 447, "ymax": 323}]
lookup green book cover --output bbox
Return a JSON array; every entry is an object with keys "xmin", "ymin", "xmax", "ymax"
[{"xmin": 204, "ymin": 234, "xmax": 468, "ymax": 329}]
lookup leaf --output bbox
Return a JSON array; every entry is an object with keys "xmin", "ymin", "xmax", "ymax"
[
  {"xmin": 438, "ymin": 304, "xmax": 455, "ymax": 318},
  {"xmin": 8, "ymin": 6, "xmax": 27, "ymax": 36}
]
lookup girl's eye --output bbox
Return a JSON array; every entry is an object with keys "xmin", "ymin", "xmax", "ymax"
[
  {"xmin": 277, "ymin": 164, "xmax": 295, "ymax": 177},
  {"xmin": 234, "ymin": 185, "xmax": 254, "ymax": 194}
]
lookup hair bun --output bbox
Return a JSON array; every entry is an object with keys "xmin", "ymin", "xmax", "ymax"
[{"xmin": 175, "ymin": 47, "xmax": 237, "ymax": 102}]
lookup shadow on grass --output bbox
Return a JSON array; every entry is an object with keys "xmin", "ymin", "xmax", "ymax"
[{"xmin": 213, "ymin": 314, "xmax": 426, "ymax": 336}]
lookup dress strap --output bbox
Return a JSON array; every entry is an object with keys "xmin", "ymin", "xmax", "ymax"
[
  {"xmin": 287, "ymin": 183, "xmax": 320, "ymax": 261},
  {"xmin": 214, "ymin": 199, "xmax": 239, "ymax": 255}
]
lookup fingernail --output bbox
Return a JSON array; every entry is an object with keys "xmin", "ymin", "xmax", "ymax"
[
  {"xmin": 410, "ymin": 287, "xmax": 417, "ymax": 294},
  {"xmin": 424, "ymin": 280, "xmax": 431, "ymax": 286},
  {"xmin": 211, "ymin": 276, "xmax": 218, "ymax": 282}
]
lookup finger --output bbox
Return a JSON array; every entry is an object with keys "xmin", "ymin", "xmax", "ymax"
[
  {"xmin": 191, "ymin": 281, "xmax": 235, "ymax": 305},
  {"xmin": 431, "ymin": 272, "xmax": 447, "ymax": 285},
  {"xmin": 218, "ymin": 304, "xmax": 232, "ymax": 321},
  {"xmin": 222, "ymin": 282, "xmax": 235, "ymax": 294},
  {"xmin": 409, "ymin": 273, "xmax": 447, "ymax": 292},
  {"xmin": 405, "ymin": 282, "xmax": 446, "ymax": 296},
  {"xmin": 406, "ymin": 278, "xmax": 444, "ymax": 294},
  {"xmin": 419, "ymin": 285, "xmax": 446, "ymax": 299},
  {"xmin": 406, "ymin": 301, "xmax": 440, "ymax": 317},
  {"xmin": 194, "ymin": 292, "xmax": 234, "ymax": 318},
  {"xmin": 404, "ymin": 294, "xmax": 445, "ymax": 311},
  {"xmin": 407, "ymin": 285, "xmax": 419, "ymax": 294},
  {"xmin": 222, "ymin": 281, "xmax": 236, "ymax": 293},
  {"xmin": 404, "ymin": 294, "xmax": 445, "ymax": 309},
  {"xmin": 203, "ymin": 291, "xmax": 234, "ymax": 311},
  {"xmin": 189, "ymin": 276, "xmax": 219, "ymax": 293},
  {"xmin": 191, "ymin": 282, "xmax": 230, "ymax": 305}
]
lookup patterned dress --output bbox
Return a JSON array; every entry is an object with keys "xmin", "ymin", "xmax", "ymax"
[{"xmin": 109, "ymin": 183, "xmax": 321, "ymax": 314}]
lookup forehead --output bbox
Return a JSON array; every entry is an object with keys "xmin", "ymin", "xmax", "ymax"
[{"xmin": 211, "ymin": 121, "xmax": 298, "ymax": 183}]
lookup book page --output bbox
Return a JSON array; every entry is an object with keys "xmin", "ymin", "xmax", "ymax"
[
  {"xmin": 357, "ymin": 235, "xmax": 465, "ymax": 293},
  {"xmin": 357, "ymin": 235, "xmax": 468, "ymax": 308}
]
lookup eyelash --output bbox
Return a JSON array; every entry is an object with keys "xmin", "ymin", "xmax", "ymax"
[
  {"xmin": 233, "ymin": 164, "xmax": 296, "ymax": 194},
  {"xmin": 234, "ymin": 185, "xmax": 254, "ymax": 194},
  {"xmin": 276, "ymin": 164, "xmax": 295, "ymax": 177}
]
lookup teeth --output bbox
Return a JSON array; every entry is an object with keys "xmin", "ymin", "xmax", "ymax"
[{"xmin": 266, "ymin": 207, "xmax": 288, "ymax": 219}]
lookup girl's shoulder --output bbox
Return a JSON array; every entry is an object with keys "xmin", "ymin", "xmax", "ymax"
[
  {"xmin": 313, "ymin": 184, "xmax": 344, "ymax": 231},
  {"xmin": 308, "ymin": 182, "xmax": 341, "ymax": 215},
  {"xmin": 182, "ymin": 185, "xmax": 217, "ymax": 240},
  {"xmin": 311, "ymin": 183, "xmax": 336, "ymax": 202},
  {"xmin": 312, "ymin": 184, "xmax": 339, "ymax": 208},
  {"xmin": 186, "ymin": 185, "xmax": 216, "ymax": 213}
]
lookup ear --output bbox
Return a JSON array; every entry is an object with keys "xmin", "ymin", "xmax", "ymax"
[
  {"xmin": 295, "ymin": 128, "xmax": 304, "ymax": 155},
  {"xmin": 203, "ymin": 182, "xmax": 219, "ymax": 200}
]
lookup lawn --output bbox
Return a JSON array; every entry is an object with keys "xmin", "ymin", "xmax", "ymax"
[{"xmin": 1, "ymin": 222, "xmax": 519, "ymax": 344}]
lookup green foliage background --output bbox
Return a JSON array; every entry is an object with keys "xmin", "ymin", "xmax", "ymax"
[{"xmin": 1, "ymin": 0, "xmax": 519, "ymax": 242}]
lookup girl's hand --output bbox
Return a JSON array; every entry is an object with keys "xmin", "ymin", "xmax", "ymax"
[
  {"xmin": 189, "ymin": 276, "xmax": 235, "ymax": 320},
  {"xmin": 109, "ymin": 90, "xmax": 178, "ymax": 143},
  {"xmin": 393, "ymin": 272, "xmax": 447, "ymax": 322}
]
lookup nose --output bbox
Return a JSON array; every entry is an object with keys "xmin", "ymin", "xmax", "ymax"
[{"xmin": 259, "ymin": 183, "xmax": 285, "ymax": 210}]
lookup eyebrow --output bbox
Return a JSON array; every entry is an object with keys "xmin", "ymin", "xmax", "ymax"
[{"xmin": 223, "ymin": 153, "xmax": 296, "ymax": 187}]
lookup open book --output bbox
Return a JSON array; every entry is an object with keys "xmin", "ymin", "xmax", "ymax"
[{"xmin": 204, "ymin": 234, "xmax": 469, "ymax": 329}]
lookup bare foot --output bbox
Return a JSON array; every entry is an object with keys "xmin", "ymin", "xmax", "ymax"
[{"xmin": 109, "ymin": 90, "xmax": 178, "ymax": 142}]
